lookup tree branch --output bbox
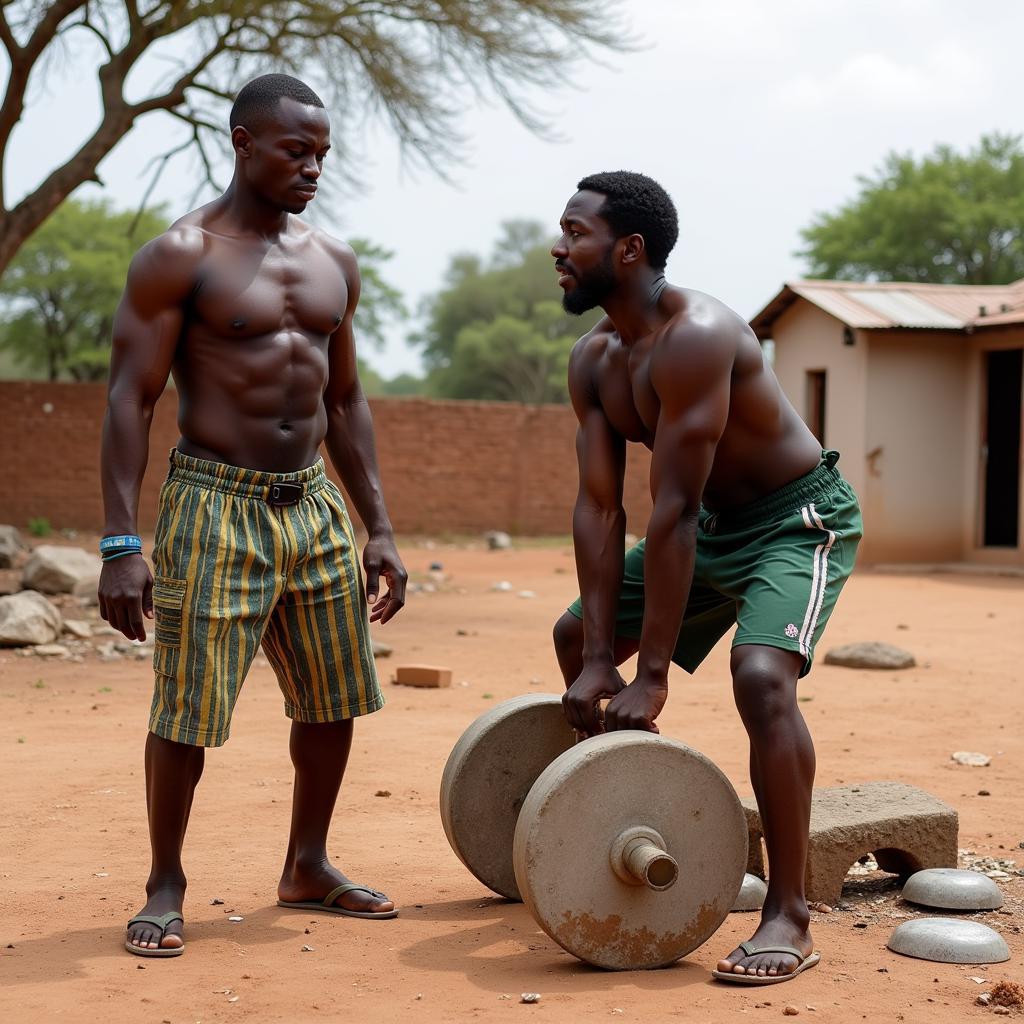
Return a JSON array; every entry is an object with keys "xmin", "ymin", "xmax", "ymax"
[{"xmin": 0, "ymin": 6, "xmax": 19, "ymax": 58}]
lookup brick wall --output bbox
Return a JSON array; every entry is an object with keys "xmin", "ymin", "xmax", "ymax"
[{"xmin": 0, "ymin": 383, "xmax": 653, "ymax": 535}]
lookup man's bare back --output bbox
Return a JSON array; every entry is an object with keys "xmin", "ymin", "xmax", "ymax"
[{"xmin": 570, "ymin": 284, "xmax": 821, "ymax": 511}]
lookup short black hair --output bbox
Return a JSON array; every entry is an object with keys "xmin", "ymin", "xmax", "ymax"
[
  {"xmin": 576, "ymin": 171, "xmax": 679, "ymax": 269},
  {"xmin": 229, "ymin": 74, "xmax": 325, "ymax": 134}
]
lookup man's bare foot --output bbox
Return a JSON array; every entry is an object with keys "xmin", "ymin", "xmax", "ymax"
[
  {"xmin": 125, "ymin": 882, "xmax": 185, "ymax": 952},
  {"xmin": 278, "ymin": 860, "xmax": 395, "ymax": 916},
  {"xmin": 716, "ymin": 911, "xmax": 813, "ymax": 978}
]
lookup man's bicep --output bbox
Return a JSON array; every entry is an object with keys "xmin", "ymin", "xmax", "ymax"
[
  {"xmin": 576, "ymin": 409, "xmax": 626, "ymax": 511},
  {"xmin": 109, "ymin": 241, "xmax": 192, "ymax": 401},
  {"xmin": 649, "ymin": 402, "xmax": 724, "ymax": 509},
  {"xmin": 324, "ymin": 244, "xmax": 363, "ymax": 405},
  {"xmin": 649, "ymin": 333, "xmax": 733, "ymax": 506}
]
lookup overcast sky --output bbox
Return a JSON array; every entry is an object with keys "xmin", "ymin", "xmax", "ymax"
[{"xmin": 4, "ymin": 0, "xmax": 1024, "ymax": 375}]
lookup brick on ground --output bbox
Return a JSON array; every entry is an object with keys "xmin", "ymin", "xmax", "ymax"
[{"xmin": 392, "ymin": 664, "xmax": 452, "ymax": 688}]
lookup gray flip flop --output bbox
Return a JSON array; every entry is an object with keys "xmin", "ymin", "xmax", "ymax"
[
  {"xmin": 711, "ymin": 943, "xmax": 821, "ymax": 985},
  {"xmin": 277, "ymin": 882, "xmax": 398, "ymax": 919},
  {"xmin": 124, "ymin": 911, "xmax": 185, "ymax": 957}
]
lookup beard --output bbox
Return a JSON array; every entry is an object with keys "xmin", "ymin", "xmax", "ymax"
[{"xmin": 561, "ymin": 249, "xmax": 617, "ymax": 315}]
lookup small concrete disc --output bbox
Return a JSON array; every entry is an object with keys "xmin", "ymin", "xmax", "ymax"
[
  {"xmin": 902, "ymin": 868, "xmax": 1004, "ymax": 911},
  {"xmin": 440, "ymin": 693, "xmax": 576, "ymax": 900},
  {"xmin": 887, "ymin": 918, "xmax": 1010, "ymax": 964},
  {"xmin": 513, "ymin": 732, "xmax": 747, "ymax": 970},
  {"xmin": 732, "ymin": 873, "xmax": 768, "ymax": 912}
]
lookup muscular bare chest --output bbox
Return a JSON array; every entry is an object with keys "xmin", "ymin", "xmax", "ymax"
[
  {"xmin": 599, "ymin": 344, "xmax": 660, "ymax": 447},
  {"xmin": 192, "ymin": 239, "xmax": 347, "ymax": 339}
]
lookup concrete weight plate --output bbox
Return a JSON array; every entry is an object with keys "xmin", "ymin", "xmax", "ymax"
[
  {"xmin": 513, "ymin": 732, "xmax": 747, "ymax": 970},
  {"xmin": 887, "ymin": 917, "xmax": 1010, "ymax": 964},
  {"xmin": 901, "ymin": 868, "xmax": 1004, "ymax": 911},
  {"xmin": 440, "ymin": 693, "xmax": 576, "ymax": 900}
]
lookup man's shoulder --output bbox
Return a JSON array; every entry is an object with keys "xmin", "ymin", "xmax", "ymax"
[
  {"xmin": 126, "ymin": 219, "xmax": 207, "ymax": 298},
  {"xmin": 664, "ymin": 287, "xmax": 751, "ymax": 346},
  {"xmin": 143, "ymin": 218, "xmax": 206, "ymax": 261},
  {"xmin": 299, "ymin": 222, "xmax": 357, "ymax": 272},
  {"xmin": 570, "ymin": 316, "xmax": 616, "ymax": 365}
]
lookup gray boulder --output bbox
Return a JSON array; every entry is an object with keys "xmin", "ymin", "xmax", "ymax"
[
  {"xmin": 824, "ymin": 641, "xmax": 916, "ymax": 670},
  {"xmin": 0, "ymin": 591, "xmax": 63, "ymax": 646},
  {"xmin": 0, "ymin": 525, "xmax": 27, "ymax": 568},
  {"xmin": 22, "ymin": 545, "xmax": 103, "ymax": 595}
]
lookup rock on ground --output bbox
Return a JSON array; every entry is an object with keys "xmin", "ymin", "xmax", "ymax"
[
  {"xmin": 823, "ymin": 641, "xmax": 916, "ymax": 670},
  {"xmin": 485, "ymin": 531, "xmax": 512, "ymax": 550},
  {"xmin": 0, "ymin": 525, "xmax": 28, "ymax": 569},
  {"xmin": 34, "ymin": 643, "xmax": 70, "ymax": 658},
  {"xmin": 22, "ymin": 546, "xmax": 103, "ymax": 595},
  {"xmin": 0, "ymin": 591, "xmax": 63, "ymax": 646}
]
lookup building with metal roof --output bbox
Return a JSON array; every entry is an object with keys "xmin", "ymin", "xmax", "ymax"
[{"xmin": 750, "ymin": 279, "xmax": 1023, "ymax": 566}]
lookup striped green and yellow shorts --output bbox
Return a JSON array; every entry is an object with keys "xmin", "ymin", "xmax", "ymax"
[
  {"xmin": 568, "ymin": 451, "xmax": 862, "ymax": 677},
  {"xmin": 149, "ymin": 450, "xmax": 383, "ymax": 747}
]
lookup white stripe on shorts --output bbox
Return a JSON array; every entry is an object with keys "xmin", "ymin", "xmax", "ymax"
[{"xmin": 797, "ymin": 503, "xmax": 837, "ymax": 658}]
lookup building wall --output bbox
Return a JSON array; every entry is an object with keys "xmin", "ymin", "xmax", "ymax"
[
  {"xmin": 964, "ymin": 328, "xmax": 1024, "ymax": 566},
  {"xmin": 768, "ymin": 300, "xmax": 869, "ymax": 503},
  {"xmin": 862, "ymin": 331, "xmax": 970, "ymax": 563},
  {"xmin": 0, "ymin": 383, "xmax": 654, "ymax": 536}
]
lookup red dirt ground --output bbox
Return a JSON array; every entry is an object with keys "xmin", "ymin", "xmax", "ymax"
[{"xmin": 1, "ymin": 541, "xmax": 1021, "ymax": 1023}]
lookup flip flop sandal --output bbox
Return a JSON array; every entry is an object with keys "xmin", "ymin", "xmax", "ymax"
[
  {"xmin": 124, "ymin": 911, "xmax": 185, "ymax": 957},
  {"xmin": 711, "ymin": 944, "xmax": 821, "ymax": 985},
  {"xmin": 277, "ymin": 882, "xmax": 398, "ymax": 919}
]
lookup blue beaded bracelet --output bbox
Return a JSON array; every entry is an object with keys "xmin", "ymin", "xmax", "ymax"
[
  {"xmin": 101, "ymin": 549, "xmax": 142, "ymax": 563},
  {"xmin": 100, "ymin": 534, "xmax": 142, "ymax": 555}
]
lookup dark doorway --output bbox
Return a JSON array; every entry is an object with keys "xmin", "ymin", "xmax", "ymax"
[
  {"xmin": 983, "ymin": 348, "xmax": 1022, "ymax": 547},
  {"xmin": 805, "ymin": 370, "xmax": 827, "ymax": 447}
]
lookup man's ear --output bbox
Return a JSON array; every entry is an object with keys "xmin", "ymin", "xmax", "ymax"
[
  {"xmin": 231, "ymin": 125, "xmax": 253, "ymax": 159},
  {"xmin": 619, "ymin": 233, "xmax": 646, "ymax": 265}
]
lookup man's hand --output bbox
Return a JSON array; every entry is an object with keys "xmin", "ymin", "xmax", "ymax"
[
  {"xmin": 98, "ymin": 555, "xmax": 153, "ymax": 642},
  {"xmin": 604, "ymin": 675, "xmax": 668, "ymax": 733},
  {"xmin": 563, "ymin": 662, "xmax": 627, "ymax": 737},
  {"xmin": 363, "ymin": 533, "xmax": 407, "ymax": 624}
]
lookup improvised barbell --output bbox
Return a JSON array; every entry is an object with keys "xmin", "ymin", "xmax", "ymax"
[{"xmin": 440, "ymin": 693, "xmax": 748, "ymax": 970}]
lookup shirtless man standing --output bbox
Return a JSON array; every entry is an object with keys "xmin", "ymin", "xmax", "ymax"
[
  {"xmin": 550, "ymin": 172, "xmax": 862, "ymax": 984},
  {"xmin": 99, "ymin": 74, "xmax": 407, "ymax": 957}
]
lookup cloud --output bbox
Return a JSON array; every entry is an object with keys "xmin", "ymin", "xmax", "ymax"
[{"xmin": 776, "ymin": 42, "xmax": 995, "ymax": 112}]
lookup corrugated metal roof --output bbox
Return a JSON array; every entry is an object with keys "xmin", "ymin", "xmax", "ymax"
[
  {"xmin": 846, "ymin": 289, "xmax": 963, "ymax": 328},
  {"xmin": 750, "ymin": 278, "xmax": 1024, "ymax": 338}
]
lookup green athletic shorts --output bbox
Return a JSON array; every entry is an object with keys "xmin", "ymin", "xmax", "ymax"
[
  {"xmin": 568, "ymin": 451, "xmax": 862, "ymax": 677},
  {"xmin": 149, "ymin": 450, "xmax": 383, "ymax": 747}
]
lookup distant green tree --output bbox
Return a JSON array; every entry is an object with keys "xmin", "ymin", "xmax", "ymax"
[
  {"xmin": 357, "ymin": 360, "xmax": 426, "ymax": 398},
  {"xmin": 350, "ymin": 238, "xmax": 408, "ymax": 350},
  {"xmin": 417, "ymin": 220, "xmax": 600, "ymax": 403},
  {"xmin": 0, "ymin": 198, "xmax": 165, "ymax": 380},
  {"xmin": 799, "ymin": 134, "xmax": 1024, "ymax": 285},
  {"xmin": 350, "ymin": 237, "xmax": 425, "ymax": 397},
  {"xmin": 377, "ymin": 372, "xmax": 426, "ymax": 397}
]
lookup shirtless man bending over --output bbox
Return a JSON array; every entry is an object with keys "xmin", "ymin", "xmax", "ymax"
[
  {"xmin": 550, "ymin": 171, "xmax": 862, "ymax": 984},
  {"xmin": 99, "ymin": 74, "xmax": 407, "ymax": 957}
]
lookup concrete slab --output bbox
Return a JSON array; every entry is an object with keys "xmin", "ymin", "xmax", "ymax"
[{"xmin": 742, "ymin": 782, "xmax": 959, "ymax": 906}]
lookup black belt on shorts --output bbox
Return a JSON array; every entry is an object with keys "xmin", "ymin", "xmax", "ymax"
[{"xmin": 266, "ymin": 482, "xmax": 304, "ymax": 506}]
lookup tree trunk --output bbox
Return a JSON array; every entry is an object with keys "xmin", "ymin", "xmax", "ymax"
[{"xmin": 0, "ymin": 108, "xmax": 136, "ymax": 279}]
